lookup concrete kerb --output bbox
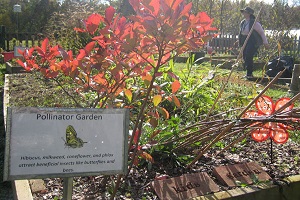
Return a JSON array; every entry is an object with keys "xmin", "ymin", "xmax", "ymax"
[
  {"xmin": 193, "ymin": 175, "xmax": 300, "ymax": 200},
  {"xmin": 3, "ymin": 74, "xmax": 33, "ymax": 200},
  {"xmin": 3, "ymin": 74, "xmax": 300, "ymax": 200}
]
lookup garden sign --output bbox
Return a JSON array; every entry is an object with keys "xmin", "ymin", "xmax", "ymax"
[{"xmin": 4, "ymin": 107, "xmax": 129, "ymax": 181}]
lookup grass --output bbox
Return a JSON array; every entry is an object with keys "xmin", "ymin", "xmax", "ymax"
[{"xmin": 175, "ymin": 61, "xmax": 293, "ymax": 104}]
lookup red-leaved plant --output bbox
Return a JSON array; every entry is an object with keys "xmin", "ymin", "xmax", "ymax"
[{"xmin": 17, "ymin": 0, "xmax": 217, "ymax": 185}]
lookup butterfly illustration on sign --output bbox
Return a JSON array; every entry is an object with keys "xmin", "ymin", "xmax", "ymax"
[{"xmin": 62, "ymin": 125, "xmax": 87, "ymax": 148}]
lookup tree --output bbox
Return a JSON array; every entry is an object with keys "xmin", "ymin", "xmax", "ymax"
[{"xmin": 44, "ymin": 0, "xmax": 107, "ymax": 51}]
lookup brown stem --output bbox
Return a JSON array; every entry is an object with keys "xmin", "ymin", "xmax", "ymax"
[
  {"xmin": 187, "ymin": 44, "xmax": 285, "ymax": 168},
  {"xmin": 110, "ymin": 174, "xmax": 123, "ymax": 200}
]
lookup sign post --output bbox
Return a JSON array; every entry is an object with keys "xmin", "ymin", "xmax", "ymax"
[
  {"xmin": 4, "ymin": 107, "xmax": 129, "ymax": 197},
  {"xmin": 63, "ymin": 177, "xmax": 73, "ymax": 200},
  {"xmin": 13, "ymin": 4, "xmax": 21, "ymax": 41}
]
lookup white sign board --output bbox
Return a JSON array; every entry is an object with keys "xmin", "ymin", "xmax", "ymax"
[{"xmin": 4, "ymin": 107, "xmax": 129, "ymax": 181}]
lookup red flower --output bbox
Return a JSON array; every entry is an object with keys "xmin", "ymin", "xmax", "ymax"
[{"xmin": 244, "ymin": 95, "xmax": 293, "ymax": 144}]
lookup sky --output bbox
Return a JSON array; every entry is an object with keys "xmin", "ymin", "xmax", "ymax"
[{"xmin": 246, "ymin": 0, "xmax": 299, "ymax": 5}]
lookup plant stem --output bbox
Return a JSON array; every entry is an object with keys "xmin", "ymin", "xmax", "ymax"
[{"xmin": 187, "ymin": 69, "xmax": 285, "ymax": 167}]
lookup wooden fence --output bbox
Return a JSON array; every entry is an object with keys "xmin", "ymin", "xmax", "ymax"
[
  {"xmin": 210, "ymin": 34, "xmax": 300, "ymax": 57},
  {"xmin": 210, "ymin": 34, "xmax": 240, "ymax": 55},
  {"xmin": 1, "ymin": 25, "xmax": 299, "ymax": 58}
]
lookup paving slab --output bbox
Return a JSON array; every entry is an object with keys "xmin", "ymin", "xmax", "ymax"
[
  {"xmin": 212, "ymin": 162, "xmax": 271, "ymax": 187},
  {"xmin": 151, "ymin": 172, "xmax": 219, "ymax": 200}
]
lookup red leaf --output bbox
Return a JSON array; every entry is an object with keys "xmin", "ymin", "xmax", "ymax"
[
  {"xmin": 84, "ymin": 41, "xmax": 96, "ymax": 55},
  {"xmin": 105, "ymin": 6, "xmax": 115, "ymax": 24},
  {"xmin": 133, "ymin": 129, "xmax": 141, "ymax": 144},
  {"xmin": 35, "ymin": 47, "xmax": 45, "ymax": 57},
  {"xmin": 179, "ymin": 2, "xmax": 192, "ymax": 17},
  {"xmin": 129, "ymin": 0, "xmax": 139, "ymax": 13},
  {"xmin": 74, "ymin": 27, "xmax": 86, "ymax": 33},
  {"xmin": 168, "ymin": 71, "xmax": 179, "ymax": 80},
  {"xmin": 149, "ymin": 0, "xmax": 160, "ymax": 16},
  {"xmin": 85, "ymin": 14, "xmax": 104, "ymax": 34},
  {"xmin": 77, "ymin": 49, "xmax": 86, "ymax": 60},
  {"xmin": 41, "ymin": 38, "xmax": 49, "ymax": 53}
]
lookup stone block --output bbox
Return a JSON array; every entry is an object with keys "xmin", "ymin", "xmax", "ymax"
[
  {"xmin": 151, "ymin": 172, "xmax": 219, "ymax": 200},
  {"xmin": 212, "ymin": 162, "xmax": 271, "ymax": 187}
]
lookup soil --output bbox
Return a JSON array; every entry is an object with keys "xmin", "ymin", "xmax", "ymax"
[{"xmin": 1, "ymin": 73, "xmax": 300, "ymax": 200}]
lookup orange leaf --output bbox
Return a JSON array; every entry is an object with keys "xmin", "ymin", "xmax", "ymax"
[
  {"xmin": 93, "ymin": 73, "xmax": 107, "ymax": 85},
  {"xmin": 124, "ymin": 89, "xmax": 133, "ymax": 102},
  {"xmin": 153, "ymin": 95, "xmax": 162, "ymax": 106},
  {"xmin": 140, "ymin": 151, "xmax": 154, "ymax": 163},
  {"xmin": 142, "ymin": 74, "xmax": 152, "ymax": 86},
  {"xmin": 172, "ymin": 80, "xmax": 180, "ymax": 94},
  {"xmin": 172, "ymin": 95, "xmax": 181, "ymax": 107},
  {"xmin": 158, "ymin": 107, "xmax": 170, "ymax": 119}
]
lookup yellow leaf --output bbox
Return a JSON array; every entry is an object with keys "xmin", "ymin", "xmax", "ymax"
[
  {"xmin": 153, "ymin": 95, "xmax": 162, "ymax": 106},
  {"xmin": 142, "ymin": 74, "xmax": 152, "ymax": 86},
  {"xmin": 277, "ymin": 42, "xmax": 281, "ymax": 54},
  {"xmin": 124, "ymin": 89, "xmax": 132, "ymax": 102}
]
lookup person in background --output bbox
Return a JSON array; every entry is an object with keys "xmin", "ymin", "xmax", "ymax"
[{"xmin": 239, "ymin": 7, "xmax": 269, "ymax": 78}]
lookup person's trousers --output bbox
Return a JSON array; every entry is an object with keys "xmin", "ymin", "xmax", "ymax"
[{"xmin": 243, "ymin": 42, "xmax": 258, "ymax": 76}]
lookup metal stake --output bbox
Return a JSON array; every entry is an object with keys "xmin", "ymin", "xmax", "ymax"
[{"xmin": 270, "ymin": 138, "xmax": 273, "ymax": 164}]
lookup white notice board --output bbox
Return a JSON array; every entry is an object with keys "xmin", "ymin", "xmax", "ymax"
[{"xmin": 4, "ymin": 107, "xmax": 129, "ymax": 181}]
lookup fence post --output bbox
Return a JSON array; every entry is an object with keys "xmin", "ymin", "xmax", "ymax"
[
  {"xmin": 289, "ymin": 64, "xmax": 300, "ymax": 94},
  {"xmin": 0, "ymin": 25, "xmax": 6, "ymax": 50}
]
